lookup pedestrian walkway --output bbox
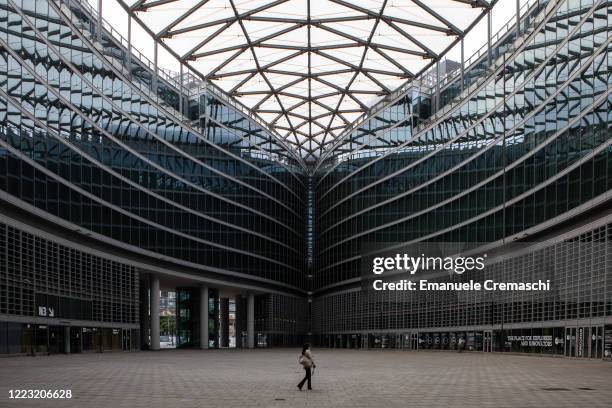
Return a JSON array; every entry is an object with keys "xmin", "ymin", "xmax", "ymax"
[{"xmin": 0, "ymin": 349, "xmax": 610, "ymax": 407}]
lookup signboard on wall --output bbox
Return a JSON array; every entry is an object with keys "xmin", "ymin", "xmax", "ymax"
[
  {"xmin": 506, "ymin": 335, "xmax": 553, "ymax": 347},
  {"xmin": 577, "ymin": 327, "xmax": 584, "ymax": 357},
  {"xmin": 35, "ymin": 293, "xmax": 92, "ymax": 320},
  {"xmin": 604, "ymin": 326, "xmax": 612, "ymax": 360},
  {"xmin": 37, "ymin": 306, "xmax": 55, "ymax": 317}
]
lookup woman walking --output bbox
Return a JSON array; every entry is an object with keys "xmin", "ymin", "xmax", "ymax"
[{"xmin": 297, "ymin": 343, "xmax": 315, "ymax": 390}]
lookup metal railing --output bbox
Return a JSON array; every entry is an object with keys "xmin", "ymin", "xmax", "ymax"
[
  {"xmin": 73, "ymin": 0, "xmax": 296, "ymax": 157},
  {"xmin": 322, "ymin": 0, "xmax": 547, "ymax": 166},
  {"xmin": 414, "ymin": 0, "xmax": 554, "ymax": 134},
  {"xmin": 64, "ymin": 0, "xmax": 303, "ymax": 168},
  {"xmin": 323, "ymin": 0, "xmax": 542, "ymax": 162},
  {"xmin": 437, "ymin": 0, "xmax": 540, "ymax": 91}
]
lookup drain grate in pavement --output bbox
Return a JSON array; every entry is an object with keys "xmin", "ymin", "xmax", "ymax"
[
  {"xmin": 274, "ymin": 398, "xmax": 286, "ymax": 401},
  {"xmin": 541, "ymin": 388, "xmax": 571, "ymax": 391},
  {"xmin": 577, "ymin": 387, "xmax": 595, "ymax": 391}
]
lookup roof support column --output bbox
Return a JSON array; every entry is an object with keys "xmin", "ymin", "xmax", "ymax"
[
  {"xmin": 96, "ymin": 0, "xmax": 102, "ymax": 43},
  {"xmin": 460, "ymin": 38, "xmax": 465, "ymax": 92},
  {"xmin": 179, "ymin": 63, "xmax": 184, "ymax": 116},
  {"xmin": 487, "ymin": 10, "xmax": 492, "ymax": 66},
  {"xmin": 127, "ymin": 15, "xmax": 132, "ymax": 79},
  {"xmin": 516, "ymin": 0, "xmax": 521, "ymax": 35},
  {"xmin": 153, "ymin": 42, "xmax": 158, "ymax": 95},
  {"xmin": 435, "ymin": 61, "xmax": 440, "ymax": 112},
  {"xmin": 202, "ymin": 85, "xmax": 207, "ymax": 128}
]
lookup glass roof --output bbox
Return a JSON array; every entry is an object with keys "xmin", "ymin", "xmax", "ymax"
[{"xmin": 122, "ymin": 0, "xmax": 493, "ymax": 163}]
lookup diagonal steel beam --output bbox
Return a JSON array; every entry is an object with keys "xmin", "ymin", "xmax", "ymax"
[
  {"xmin": 411, "ymin": 0, "xmax": 463, "ymax": 36},
  {"xmin": 191, "ymin": 23, "xmax": 305, "ymax": 60},
  {"xmin": 313, "ymin": 23, "xmax": 430, "ymax": 58},
  {"xmin": 227, "ymin": 0, "xmax": 300, "ymax": 143},
  {"xmin": 329, "ymin": 0, "xmax": 455, "ymax": 34},
  {"xmin": 251, "ymin": 77, "xmax": 304, "ymax": 111},
  {"xmin": 313, "ymin": 49, "xmax": 410, "ymax": 78},
  {"xmin": 156, "ymin": 0, "xmax": 211, "ymax": 39},
  {"xmin": 227, "ymin": 51, "xmax": 305, "ymax": 93},
  {"xmin": 204, "ymin": 48, "xmax": 246, "ymax": 79},
  {"xmin": 132, "ymin": 0, "xmax": 180, "ymax": 12},
  {"xmin": 321, "ymin": 0, "xmax": 389, "ymax": 149},
  {"xmin": 383, "ymin": 19, "xmax": 438, "ymax": 59},
  {"xmin": 167, "ymin": 0, "xmax": 289, "ymax": 37},
  {"xmin": 182, "ymin": 22, "xmax": 239, "ymax": 61},
  {"xmin": 451, "ymin": 0, "xmax": 491, "ymax": 8}
]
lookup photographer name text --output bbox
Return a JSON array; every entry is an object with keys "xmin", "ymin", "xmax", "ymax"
[{"xmin": 372, "ymin": 279, "xmax": 551, "ymax": 291}]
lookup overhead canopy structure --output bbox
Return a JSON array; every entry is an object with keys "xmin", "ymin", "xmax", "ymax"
[{"xmin": 121, "ymin": 0, "xmax": 494, "ymax": 163}]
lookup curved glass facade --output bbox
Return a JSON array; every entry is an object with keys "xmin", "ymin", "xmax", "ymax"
[
  {"xmin": 0, "ymin": 0, "xmax": 611, "ymax": 355},
  {"xmin": 314, "ymin": 0, "xmax": 611, "ymax": 289},
  {"xmin": 311, "ymin": 0, "xmax": 612, "ymax": 354},
  {"xmin": 0, "ymin": 0, "xmax": 306, "ymax": 289}
]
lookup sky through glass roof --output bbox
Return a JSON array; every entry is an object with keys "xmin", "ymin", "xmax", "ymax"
[{"xmin": 119, "ymin": 0, "xmax": 494, "ymax": 163}]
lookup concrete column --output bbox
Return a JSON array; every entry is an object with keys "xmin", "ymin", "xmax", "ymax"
[
  {"xmin": 64, "ymin": 327, "xmax": 70, "ymax": 354},
  {"xmin": 247, "ymin": 293, "xmax": 255, "ymax": 349},
  {"xmin": 150, "ymin": 274, "xmax": 160, "ymax": 351},
  {"xmin": 200, "ymin": 286, "xmax": 209, "ymax": 349},
  {"xmin": 220, "ymin": 298, "xmax": 230, "ymax": 348},
  {"xmin": 139, "ymin": 277, "xmax": 150, "ymax": 350}
]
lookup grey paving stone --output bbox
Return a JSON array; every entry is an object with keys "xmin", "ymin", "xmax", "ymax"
[{"xmin": 0, "ymin": 349, "xmax": 610, "ymax": 408}]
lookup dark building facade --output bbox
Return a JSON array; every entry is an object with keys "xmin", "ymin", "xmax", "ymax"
[
  {"xmin": 0, "ymin": 0, "xmax": 611, "ymax": 359},
  {"xmin": 311, "ymin": 0, "xmax": 612, "ymax": 358},
  {"xmin": 0, "ymin": 0, "xmax": 307, "ymax": 353}
]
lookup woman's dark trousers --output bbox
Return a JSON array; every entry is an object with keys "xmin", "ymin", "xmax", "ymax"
[{"xmin": 298, "ymin": 367, "xmax": 312, "ymax": 390}]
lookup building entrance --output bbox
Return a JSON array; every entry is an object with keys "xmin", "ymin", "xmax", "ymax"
[
  {"xmin": 484, "ymin": 330, "xmax": 492, "ymax": 352},
  {"xmin": 566, "ymin": 326, "xmax": 604, "ymax": 359},
  {"xmin": 70, "ymin": 327, "xmax": 81, "ymax": 353},
  {"xmin": 402, "ymin": 332, "xmax": 418, "ymax": 350},
  {"xmin": 588, "ymin": 327, "xmax": 603, "ymax": 359},
  {"xmin": 122, "ymin": 329, "xmax": 131, "ymax": 351},
  {"xmin": 565, "ymin": 327, "xmax": 577, "ymax": 357}
]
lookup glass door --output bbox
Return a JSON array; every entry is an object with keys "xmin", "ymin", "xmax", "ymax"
[
  {"xmin": 565, "ymin": 327, "xmax": 576, "ymax": 357},
  {"xmin": 402, "ymin": 333, "xmax": 410, "ymax": 350},
  {"xmin": 411, "ymin": 332, "xmax": 418, "ymax": 350},
  {"xmin": 122, "ymin": 329, "xmax": 131, "ymax": 351},
  {"xmin": 483, "ymin": 330, "xmax": 492, "ymax": 352},
  {"xmin": 70, "ymin": 327, "xmax": 81, "ymax": 353},
  {"xmin": 588, "ymin": 326, "xmax": 603, "ymax": 359},
  {"xmin": 441, "ymin": 332, "xmax": 449, "ymax": 350}
]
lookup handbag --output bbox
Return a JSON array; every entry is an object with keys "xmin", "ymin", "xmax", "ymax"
[{"xmin": 298, "ymin": 354, "xmax": 312, "ymax": 368}]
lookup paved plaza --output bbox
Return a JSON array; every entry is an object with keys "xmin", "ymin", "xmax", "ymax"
[{"xmin": 0, "ymin": 349, "xmax": 611, "ymax": 407}]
